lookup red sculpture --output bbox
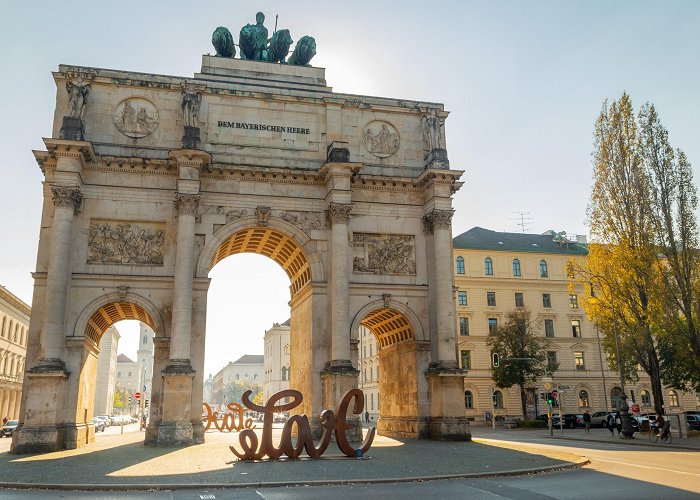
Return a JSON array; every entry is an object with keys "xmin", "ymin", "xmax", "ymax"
[{"xmin": 229, "ymin": 388, "xmax": 375, "ymax": 460}]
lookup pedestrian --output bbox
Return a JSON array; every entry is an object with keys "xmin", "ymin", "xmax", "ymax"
[
  {"xmin": 1, "ymin": 416, "xmax": 7, "ymax": 426},
  {"xmin": 606, "ymin": 412, "xmax": 615, "ymax": 436},
  {"xmin": 583, "ymin": 410, "xmax": 591, "ymax": 434},
  {"xmin": 365, "ymin": 410, "xmax": 369, "ymax": 423},
  {"xmin": 615, "ymin": 412, "xmax": 622, "ymax": 436}
]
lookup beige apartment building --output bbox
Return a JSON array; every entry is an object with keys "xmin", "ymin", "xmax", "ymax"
[
  {"xmin": 212, "ymin": 355, "xmax": 264, "ymax": 406},
  {"xmin": 93, "ymin": 326, "xmax": 119, "ymax": 416},
  {"xmin": 453, "ymin": 227, "xmax": 700, "ymax": 423},
  {"xmin": 0, "ymin": 286, "xmax": 29, "ymax": 421}
]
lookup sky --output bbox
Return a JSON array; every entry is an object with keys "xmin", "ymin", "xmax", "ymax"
[{"xmin": 0, "ymin": 1, "xmax": 698, "ymax": 377}]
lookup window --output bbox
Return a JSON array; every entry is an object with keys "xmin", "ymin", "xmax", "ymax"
[
  {"xmin": 512, "ymin": 259, "xmax": 521, "ymax": 277},
  {"xmin": 641, "ymin": 390, "xmax": 651, "ymax": 407},
  {"xmin": 540, "ymin": 260, "xmax": 548, "ymax": 278},
  {"xmin": 485, "ymin": 257, "xmax": 493, "ymax": 276},
  {"xmin": 456, "ymin": 256, "xmax": 465, "ymax": 274},
  {"xmin": 128, "ymin": 371, "xmax": 132, "ymax": 377},
  {"xmin": 547, "ymin": 351, "xmax": 558, "ymax": 371},
  {"xmin": 487, "ymin": 291, "xmax": 496, "ymax": 307},
  {"xmin": 579, "ymin": 390, "xmax": 589, "ymax": 408},
  {"xmin": 515, "ymin": 292, "xmax": 524, "ymax": 308},
  {"xmin": 371, "ymin": 393, "xmax": 374, "ymax": 410},
  {"xmin": 464, "ymin": 390, "xmax": 474, "ymax": 409},
  {"xmin": 669, "ymin": 390, "xmax": 679, "ymax": 407},
  {"xmin": 542, "ymin": 293, "xmax": 551, "ymax": 308},
  {"xmin": 574, "ymin": 351, "xmax": 585, "ymax": 370},
  {"xmin": 493, "ymin": 390, "xmax": 504, "ymax": 409},
  {"xmin": 254, "ymin": 374, "xmax": 258, "ymax": 380},
  {"xmin": 459, "ymin": 317, "xmax": 469, "ymax": 336},
  {"xmin": 488, "ymin": 318, "xmax": 498, "ymax": 335},
  {"xmin": 569, "ymin": 294, "xmax": 579, "ymax": 309},
  {"xmin": 460, "ymin": 350, "xmax": 471, "ymax": 370},
  {"xmin": 458, "ymin": 291, "xmax": 467, "ymax": 306},
  {"xmin": 545, "ymin": 319, "xmax": 554, "ymax": 338},
  {"xmin": 571, "ymin": 319, "xmax": 581, "ymax": 338}
]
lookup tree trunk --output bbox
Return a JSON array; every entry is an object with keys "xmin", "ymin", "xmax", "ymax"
[
  {"xmin": 647, "ymin": 348, "xmax": 665, "ymax": 412},
  {"xmin": 520, "ymin": 383, "xmax": 527, "ymax": 419}
]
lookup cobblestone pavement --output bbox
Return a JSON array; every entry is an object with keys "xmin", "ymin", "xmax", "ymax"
[{"xmin": 0, "ymin": 425, "xmax": 586, "ymax": 489}]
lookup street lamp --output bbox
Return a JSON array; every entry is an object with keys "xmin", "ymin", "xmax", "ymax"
[{"xmin": 590, "ymin": 275, "xmax": 634, "ymax": 439}]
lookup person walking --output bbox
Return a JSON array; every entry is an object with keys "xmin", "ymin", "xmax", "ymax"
[
  {"xmin": 583, "ymin": 410, "xmax": 591, "ymax": 434},
  {"xmin": 606, "ymin": 412, "xmax": 615, "ymax": 437},
  {"xmin": 365, "ymin": 410, "xmax": 369, "ymax": 424},
  {"xmin": 1, "ymin": 416, "xmax": 7, "ymax": 426}
]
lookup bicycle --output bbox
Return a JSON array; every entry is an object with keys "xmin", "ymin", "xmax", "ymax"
[{"xmin": 649, "ymin": 426, "xmax": 673, "ymax": 444}]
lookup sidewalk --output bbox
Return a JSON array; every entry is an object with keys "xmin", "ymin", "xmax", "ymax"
[
  {"xmin": 471, "ymin": 425, "xmax": 700, "ymax": 451},
  {"xmin": 0, "ymin": 425, "xmax": 587, "ymax": 491}
]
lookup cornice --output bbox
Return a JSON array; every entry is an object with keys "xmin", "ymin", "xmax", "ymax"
[{"xmin": 0, "ymin": 287, "xmax": 31, "ymax": 317}]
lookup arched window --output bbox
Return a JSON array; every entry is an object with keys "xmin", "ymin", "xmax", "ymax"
[
  {"xmin": 610, "ymin": 387, "xmax": 623, "ymax": 410},
  {"xmin": 540, "ymin": 260, "xmax": 548, "ymax": 278},
  {"xmin": 456, "ymin": 256, "xmax": 465, "ymax": 274},
  {"xmin": 512, "ymin": 259, "xmax": 521, "ymax": 277},
  {"xmin": 641, "ymin": 390, "xmax": 651, "ymax": 407},
  {"xmin": 464, "ymin": 390, "xmax": 474, "ymax": 409},
  {"xmin": 485, "ymin": 257, "xmax": 493, "ymax": 276},
  {"xmin": 493, "ymin": 390, "xmax": 504, "ymax": 409},
  {"xmin": 579, "ymin": 390, "xmax": 589, "ymax": 408},
  {"xmin": 669, "ymin": 390, "xmax": 679, "ymax": 407}
]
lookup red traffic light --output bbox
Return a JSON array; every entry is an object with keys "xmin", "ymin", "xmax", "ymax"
[{"xmin": 551, "ymin": 390, "xmax": 558, "ymax": 400}]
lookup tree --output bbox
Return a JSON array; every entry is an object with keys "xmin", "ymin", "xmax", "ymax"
[
  {"xmin": 221, "ymin": 379, "xmax": 263, "ymax": 406},
  {"xmin": 113, "ymin": 387, "xmax": 128, "ymax": 410},
  {"xmin": 578, "ymin": 92, "xmax": 700, "ymax": 411},
  {"xmin": 487, "ymin": 308, "xmax": 555, "ymax": 418},
  {"xmin": 639, "ymin": 104, "xmax": 700, "ymax": 392}
]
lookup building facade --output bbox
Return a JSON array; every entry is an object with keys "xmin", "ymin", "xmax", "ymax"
[
  {"xmin": 0, "ymin": 286, "xmax": 29, "ymax": 421},
  {"xmin": 212, "ymin": 355, "xmax": 264, "ymax": 406},
  {"xmin": 358, "ymin": 325, "xmax": 380, "ymax": 421},
  {"xmin": 263, "ymin": 320, "xmax": 290, "ymax": 403},
  {"xmin": 93, "ymin": 326, "xmax": 119, "ymax": 416},
  {"xmin": 453, "ymin": 227, "xmax": 700, "ymax": 423}
]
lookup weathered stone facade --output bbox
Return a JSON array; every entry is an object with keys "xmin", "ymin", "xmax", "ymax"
[
  {"xmin": 13, "ymin": 55, "xmax": 468, "ymax": 453},
  {"xmin": 0, "ymin": 286, "xmax": 28, "ymax": 421}
]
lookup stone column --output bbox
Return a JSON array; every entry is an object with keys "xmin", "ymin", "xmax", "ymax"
[
  {"xmin": 38, "ymin": 185, "xmax": 82, "ymax": 368},
  {"xmin": 423, "ymin": 209, "xmax": 458, "ymax": 368},
  {"xmin": 9, "ymin": 390, "xmax": 18, "ymax": 419},
  {"xmin": 326, "ymin": 202, "xmax": 353, "ymax": 366},
  {"xmin": 0, "ymin": 389, "xmax": 8, "ymax": 419}
]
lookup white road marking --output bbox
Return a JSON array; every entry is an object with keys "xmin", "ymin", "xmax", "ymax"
[{"xmin": 592, "ymin": 457, "xmax": 700, "ymax": 477}]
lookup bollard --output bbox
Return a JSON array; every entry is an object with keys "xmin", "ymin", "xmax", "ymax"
[{"xmin": 355, "ymin": 448, "xmax": 364, "ymax": 458}]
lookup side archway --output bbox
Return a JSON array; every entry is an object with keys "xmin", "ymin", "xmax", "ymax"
[{"xmin": 351, "ymin": 300, "xmax": 429, "ymax": 439}]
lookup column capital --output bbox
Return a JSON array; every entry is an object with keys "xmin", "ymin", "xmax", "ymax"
[
  {"xmin": 174, "ymin": 193, "xmax": 201, "ymax": 215},
  {"xmin": 422, "ymin": 208, "xmax": 454, "ymax": 234},
  {"xmin": 325, "ymin": 202, "xmax": 353, "ymax": 226},
  {"xmin": 50, "ymin": 185, "xmax": 82, "ymax": 211}
]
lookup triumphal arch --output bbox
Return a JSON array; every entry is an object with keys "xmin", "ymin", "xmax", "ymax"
[{"xmin": 12, "ymin": 21, "xmax": 469, "ymax": 453}]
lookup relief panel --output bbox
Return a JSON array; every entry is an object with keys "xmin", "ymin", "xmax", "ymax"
[
  {"xmin": 88, "ymin": 219, "xmax": 165, "ymax": 265},
  {"xmin": 353, "ymin": 233, "xmax": 416, "ymax": 275}
]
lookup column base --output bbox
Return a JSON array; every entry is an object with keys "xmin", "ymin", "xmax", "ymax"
[
  {"xmin": 378, "ymin": 416, "xmax": 429, "ymax": 439},
  {"xmin": 61, "ymin": 422, "xmax": 94, "ymax": 450},
  {"xmin": 321, "ymin": 361, "xmax": 362, "ymax": 442},
  {"xmin": 428, "ymin": 416, "xmax": 471, "ymax": 441},
  {"xmin": 425, "ymin": 367, "xmax": 471, "ymax": 441},
  {"xmin": 59, "ymin": 116, "xmax": 85, "ymax": 141},
  {"xmin": 182, "ymin": 126, "xmax": 201, "ymax": 150},
  {"xmin": 11, "ymin": 425, "xmax": 64, "ymax": 454},
  {"xmin": 157, "ymin": 360, "xmax": 196, "ymax": 446}
]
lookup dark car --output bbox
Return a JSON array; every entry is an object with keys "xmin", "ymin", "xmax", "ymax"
[
  {"xmin": 0, "ymin": 420, "xmax": 19, "ymax": 437},
  {"xmin": 559, "ymin": 414, "xmax": 585, "ymax": 429},
  {"xmin": 687, "ymin": 415, "xmax": 700, "ymax": 431}
]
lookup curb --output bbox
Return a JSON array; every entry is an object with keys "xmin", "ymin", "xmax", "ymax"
[
  {"xmin": 543, "ymin": 434, "xmax": 700, "ymax": 452},
  {"xmin": 0, "ymin": 458, "xmax": 590, "ymax": 492}
]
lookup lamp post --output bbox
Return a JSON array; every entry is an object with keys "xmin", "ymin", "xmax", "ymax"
[{"xmin": 590, "ymin": 275, "xmax": 634, "ymax": 438}]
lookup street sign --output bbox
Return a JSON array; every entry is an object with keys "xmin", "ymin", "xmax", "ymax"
[
  {"xmin": 134, "ymin": 392, "xmax": 141, "ymax": 400},
  {"xmin": 544, "ymin": 383, "xmax": 551, "ymax": 390},
  {"xmin": 631, "ymin": 404, "xmax": 640, "ymax": 413},
  {"xmin": 551, "ymin": 390, "xmax": 559, "ymax": 399},
  {"xmin": 558, "ymin": 385, "xmax": 569, "ymax": 390}
]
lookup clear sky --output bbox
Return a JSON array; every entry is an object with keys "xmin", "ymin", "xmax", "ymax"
[{"xmin": 1, "ymin": 1, "xmax": 698, "ymax": 377}]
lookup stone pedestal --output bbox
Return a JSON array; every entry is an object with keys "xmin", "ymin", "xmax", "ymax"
[
  {"xmin": 182, "ymin": 126, "xmax": 201, "ymax": 150},
  {"xmin": 11, "ymin": 370, "xmax": 70, "ymax": 454},
  {"xmin": 59, "ymin": 116, "xmax": 84, "ymax": 141},
  {"xmin": 424, "ymin": 148, "xmax": 449, "ymax": 169},
  {"xmin": 321, "ymin": 364, "xmax": 362, "ymax": 441},
  {"xmin": 425, "ymin": 367, "xmax": 471, "ymax": 441},
  {"xmin": 156, "ymin": 364, "xmax": 195, "ymax": 445}
]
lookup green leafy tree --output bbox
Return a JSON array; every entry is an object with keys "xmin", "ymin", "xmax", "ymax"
[
  {"xmin": 487, "ymin": 308, "xmax": 555, "ymax": 418},
  {"xmin": 221, "ymin": 379, "xmax": 263, "ymax": 406}
]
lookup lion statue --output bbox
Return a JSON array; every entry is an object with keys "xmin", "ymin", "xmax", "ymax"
[
  {"xmin": 212, "ymin": 27, "xmax": 235, "ymax": 58},
  {"xmin": 288, "ymin": 35, "xmax": 317, "ymax": 66},
  {"xmin": 265, "ymin": 29, "xmax": 293, "ymax": 63},
  {"xmin": 239, "ymin": 24, "xmax": 267, "ymax": 60}
]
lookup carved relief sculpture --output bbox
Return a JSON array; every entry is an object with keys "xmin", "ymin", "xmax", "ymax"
[
  {"xmin": 421, "ymin": 109, "xmax": 445, "ymax": 151},
  {"xmin": 326, "ymin": 203, "xmax": 353, "ymax": 226},
  {"xmin": 362, "ymin": 121, "xmax": 400, "ymax": 158},
  {"xmin": 423, "ymin": 209, "xmax": 454, "ymax": 234},
  {"xmin": 279, "ymin": 210, "xmax": 323, "ymax": 230},
  {"xmin": 66, "ymin": 81, "xmax": 91, "ymax": 120},
  {"xmin": 181, "ymin": 92, "xmax": 202, "ymax": 128},
  {"xmin": 50, "ymin": 185, "xmax": 82, "ymax": 211},
  {"xmin": 353, "ymin": 233, "xmax": 416, "ymax": 275},
  {"xmin": 175, "ymin": 193, "xmax": 201, "ymax": 215},
  {"xmin": 88, "ymin": 220, "xmax": 165, "ymax": 265},
  {"xmin": 113, "ymin": 98, "xmax": 159, "ymax": 138}
]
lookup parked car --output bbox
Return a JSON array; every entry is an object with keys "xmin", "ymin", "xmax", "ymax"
[
  {"xmin": 590, "ymin": 411, "xmax": 609, "ymax": 427},
  {"xmin": 92, "ymin": 417, "xmax": 106, "ymax": 432},
  {"xmin": 95, "ymin": 415, "xmax": 111, "ymax": 427},
  {"xmin": 687, "ymin": 415, "xmax": 700, "ymax": 431},
  {"xmin": 0, "ymin": 420, "xmax": 19, "ymax": 437}
]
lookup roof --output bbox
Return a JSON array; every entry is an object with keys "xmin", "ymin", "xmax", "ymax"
[
  {"xmin": 453, "ymin": 227, "xmax": 588, "ymax": 255},
  {"xmin": 117, "ymin": 354, "xmax": 134, "ymax": 363},
  {"xmin": 232, "ymin": 354, "xmax": 264, "ymax": 365}
]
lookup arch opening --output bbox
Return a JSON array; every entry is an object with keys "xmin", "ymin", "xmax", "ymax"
[
  {"xmin": 209, "ymin": 227, "xmax": 311, "ymax": 296},
  {"xmin": 361, "ymin": 307, "xmax": 415, "ymax": 350},
  {"xmin": 85, "ymin": 302, "xmax": 155, "ymax": 345}
]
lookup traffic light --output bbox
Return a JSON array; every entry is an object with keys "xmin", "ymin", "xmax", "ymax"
[
  {"xmin": 492, "ymin": 353, "xmax": 500, "ymax": 368},
  {"xmin": 128, "ymin": 395, "xmax": 132, "ymax": 405},
  {"xmin": 491, "ymin": 392, "xmax": 498, "ymax": 406},
  {"xmin": 145, "ymin": 400, "xmax": 149, "ymax": 409},
  {"xmin": 547, "ymin": 392, "xmax": 553, "ymax": 405}
]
